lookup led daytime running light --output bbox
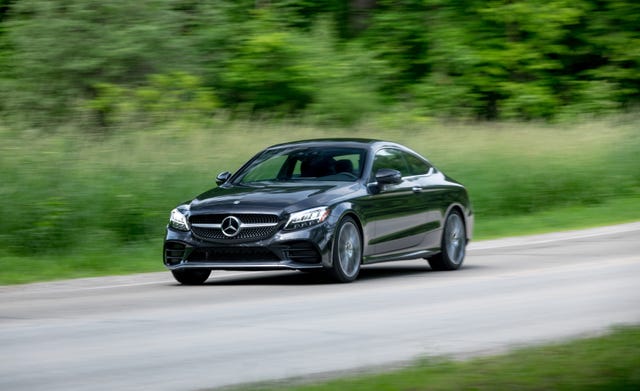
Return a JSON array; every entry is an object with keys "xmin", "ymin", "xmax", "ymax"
[{"xmin": 286, "ymin": 207, "xmax": 329, "ymax": 230}]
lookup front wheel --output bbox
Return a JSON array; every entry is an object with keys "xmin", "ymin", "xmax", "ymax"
[
  {"xmin": 328, "ymin": 216, "xmax": 362, "ymax": 283},
  {"xmin": 171, "ymin": 269, "xmax": 211, "ymax": 285},
  {"xmin": 428, "ymin": 210, "xmax": 466, "ymax": 271}
]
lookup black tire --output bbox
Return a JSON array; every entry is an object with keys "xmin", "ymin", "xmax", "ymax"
[
  {"xmin": 171, "ymin": 269, "xmax": 211, "ymax": 285},
  {"xmin": 328, "ymin": 216, "xmax": 362, "ymax": 283},
  {"xmin": 428, "ymin": 210, "xmax": 466, "ymax": 271}
]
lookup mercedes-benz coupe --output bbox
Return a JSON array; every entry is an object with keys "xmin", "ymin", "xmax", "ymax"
[{"xmin": 164, "ymin": 139, "xmax": 473, "ymax": 284}]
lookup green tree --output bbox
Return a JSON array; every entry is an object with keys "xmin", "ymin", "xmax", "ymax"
[
  {"xmin": 89, "ymin": 71, "xmax": 219, "ymax": 126},
  {"xmin": 6, "ymin": 0, "xmax": 193, "ymax": 124},
  {"xmin": 1, "ymin": 0, "xmax": 639, "ymax": 124},
  {"xmin": 0, "ymin": 0, "xmax": 15, "ymax": 113},
  {"xmin": 360, "ymin": 0, "xmax": 430, "ymax": 95},
  {"xmin": 566, "ymin": 0, "xmax": 640, "ymax": 114}
]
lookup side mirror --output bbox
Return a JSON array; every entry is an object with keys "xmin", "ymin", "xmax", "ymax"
[
  {"xmin": 375, "ymin": 168, "xmax": 402, "ymax": 185},
  {"xmin": 216, "ymin": 171, "xmax": 231, "ymax": 185}
]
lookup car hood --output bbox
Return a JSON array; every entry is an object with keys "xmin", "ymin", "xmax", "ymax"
[{"xmin": 188, "ymin": 182, "xmax": 360, "ymax": 215}]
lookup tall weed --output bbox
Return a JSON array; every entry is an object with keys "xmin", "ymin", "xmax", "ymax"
[{"xmin": 1, "ymin": 116, "xmax": 638, "ymax": 256}]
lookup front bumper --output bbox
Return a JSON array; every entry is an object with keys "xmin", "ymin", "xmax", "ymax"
[{"xmin": 163, "ymin": 222, "xmax": 334, "ymax": 271}]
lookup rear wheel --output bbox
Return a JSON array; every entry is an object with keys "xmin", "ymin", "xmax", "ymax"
[
  {"xmin": 428, "ymin": 210, "xmax": 466, "ymax": 271},
  {"xmin": 171, "ymin": 269, "xmax": 211, "ymax": 285},
  {"xmin": 329, "ymin": 216, "xmax": 362, "ymax": 283}
]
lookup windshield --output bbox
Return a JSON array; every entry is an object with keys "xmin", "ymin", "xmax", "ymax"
[{"xmin": 233, "ymin": 146, "xmax": 367, "ymax": 185}]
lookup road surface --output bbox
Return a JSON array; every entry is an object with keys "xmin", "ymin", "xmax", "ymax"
[{"xmin": 1, "ymin": 222, "xmax": 639, "ymax": 390}]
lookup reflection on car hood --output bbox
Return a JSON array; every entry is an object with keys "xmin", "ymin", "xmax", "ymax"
[{"xmin": 189, "ymin": 182, "xmax": 359, "ymax": 213}]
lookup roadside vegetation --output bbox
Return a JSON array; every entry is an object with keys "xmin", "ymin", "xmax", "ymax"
[
  {"xmin": 242, "ymin": 326, "xmax": 640, "ymax": 391},
  {"xmin": 1, "ymin": 116, "xmax": 638, "ymax": 285},
  {"xmin": 1, "ymin": 0, "xmax": 639, "ymax": 126}
]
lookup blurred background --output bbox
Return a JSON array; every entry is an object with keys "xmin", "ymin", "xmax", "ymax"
[{"xmin": 0, "ymin": 0, "xmax": 639, "ymax": 283}]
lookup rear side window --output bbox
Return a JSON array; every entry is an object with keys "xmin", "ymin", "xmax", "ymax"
[{"xmin": 405, "ymin": 153, "xmax": 432, "ymax": 176}]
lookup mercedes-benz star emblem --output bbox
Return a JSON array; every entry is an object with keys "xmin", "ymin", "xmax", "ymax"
[{"xmin": 221, "ymin": 216, "xmax": 241, "ymax": 237}]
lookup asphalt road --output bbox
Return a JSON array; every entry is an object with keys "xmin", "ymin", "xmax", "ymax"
[{"xmin": 1, "ymin": 222, "xmax": 639, "ymax": 390}]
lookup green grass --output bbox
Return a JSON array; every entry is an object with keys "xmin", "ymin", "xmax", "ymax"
[
  {"xmin": 0, "ymin": 115, "xmax": 639, "ymax": 284},
  {"xmin": 238, "ymin": 326, "xmax": 640, "ymax": 391},
  {"xmin": 1, "ymin": 196, "xmax": 638, "ymax": 285},
  {"xmin": 0, "ymin": 242, "xmax": 163, "ymax": 285},
  {"xmin": 476, "ymin": 196, "xmax": 640, "ymax": 239}
]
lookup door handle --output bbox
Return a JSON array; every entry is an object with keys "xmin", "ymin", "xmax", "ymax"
[{"xmin": 412, "ymin": 186, "xmax": 422, "ymax": 193}]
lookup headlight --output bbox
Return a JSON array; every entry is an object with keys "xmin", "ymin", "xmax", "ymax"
[
  {"xmin": 285, "ymin": 207, "xmax": 330, "ymax": 230},
  {"xmin": 169, "ymin": 207, "xmax": 190, "ymax": 231}
]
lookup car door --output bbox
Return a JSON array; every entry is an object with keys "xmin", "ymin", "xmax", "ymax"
[
  {"xmin": 403, "ymin": 151, "xmax": 444, "ymax": 251},
  {"xmin": 363, "ymin": 148, "xmax": 429, "ymax": 256}
]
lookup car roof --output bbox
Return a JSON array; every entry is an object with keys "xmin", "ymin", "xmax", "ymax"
[{"xmin": 266, "ymin": 138, "xmax": 400, "ymax": 150}]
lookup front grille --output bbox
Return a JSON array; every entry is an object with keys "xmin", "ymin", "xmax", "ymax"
[
  {"xmin": 187, "ymin": 247, "xmax": 280, "ymax": 262},
  {"xmin": 190, "ymin": 213, "xmax": 280, "ymax": 242},
  {"xmin": 164, "ymin": 242, "xmax": 186, "ymax": 265},
  {"xmin": 191, "ymin": 225, "xmax": 278, "ymax": 241},
  {"xmin": 190, "ymin": 214, "xmax": 279, "ymax": 225}
]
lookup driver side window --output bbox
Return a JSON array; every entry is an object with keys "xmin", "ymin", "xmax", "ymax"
[{"xmin": 371, "ymin": 148, "xmax": 410, "ymax": 178}]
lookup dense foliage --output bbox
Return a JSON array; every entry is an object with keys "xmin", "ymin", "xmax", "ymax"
[{"xmin": 0, "ymin": 0, "xmax": 638, "ymax": 125}]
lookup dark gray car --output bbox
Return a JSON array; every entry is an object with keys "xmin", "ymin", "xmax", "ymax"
[{"xmin": 164, "ymin": 139, "xmax": 473, "ymax": 284}]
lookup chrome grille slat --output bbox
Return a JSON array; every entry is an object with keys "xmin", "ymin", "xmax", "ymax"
[
  {"xmin": 190, "ymin": 213, "xmax": 279, "ymax": 225},
  {"xmin": 191, "ymin": 222, "xmax": 277, "ymax": 229},
  {"xmin": 189, "ymin": 213, "xmax": 280, "ymax": 241}
]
